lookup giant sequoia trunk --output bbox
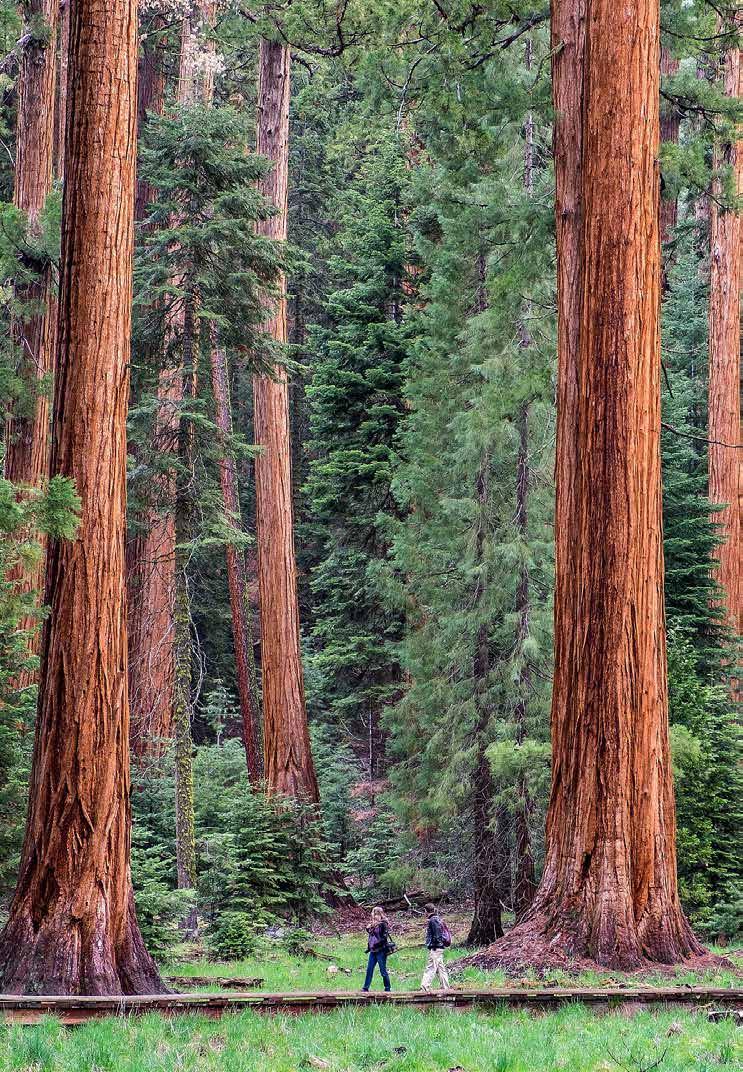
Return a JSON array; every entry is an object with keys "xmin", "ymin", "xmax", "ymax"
[
  {"xmin": 3, "ymin": 0, "xmax": 59, "ymax": 683},
  {"xmin": 708, "ymin": 40, "xmax": 741, "ymax": 644},
  {"xmin": 210, "ymin": 332, "xmax": 262, "ymax": 781},
  {"xmin": 0, "ymin": 0, "xmax": 164, "ymax": 995},
  {"xmin": 467, "ymin": 0, "xmax": 702, "ymax": 971},
  {"xmin": 254, "ymin": 38, "xmax": 319, "ymax": 801}
]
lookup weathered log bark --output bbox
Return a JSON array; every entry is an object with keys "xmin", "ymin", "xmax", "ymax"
[
  {"xmin": 209, "ymin": 330, "xmax": 262, "ymax": 782},
  {"xmin": 659, "ymin": 47, "xmax": 680, "ymax": 249},
  {"xmin": 0, "ymin": 0, "xmax": 165, "ymax": 995},
  {"xmin": 254, "ymin": 38, "xmax": 319, "ymax": 801},
  {"xmin": 3, "ymin": 0, "xmax": 59, "ymax": 685},
  {"xmin": 468, "ymin": 0, "xmax": 702, "ymax": 971},
  {"xmin": 708, "ymin": 37, "xmax": 741, "ymax": 646}
]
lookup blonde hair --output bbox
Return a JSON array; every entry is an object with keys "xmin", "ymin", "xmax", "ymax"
[{"xmin": 370, "ymin": 906, "xmax": 387, "ymax": 924}]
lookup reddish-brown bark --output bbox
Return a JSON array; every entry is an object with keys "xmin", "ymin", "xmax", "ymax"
[
  {"xmin": 210, "ymin": 332, "xmax": 262, "ymax": 781},
  {"xmin": 254, "ymin": 38, "xmax": 319, "ymax": 802},
  {"xmin": 127, "ymin": 19, "xmax": 175, "ymax": 758},
  {"xmin": 468, "ymin": 0, "xmax": 701, "ymax": 971},
  {"xmin": 4, "ymin": 0, "xmax": 59, "ymax": 684},
  {"xmin": 0, "ymin": 0, "xmax": 164, "ymax": 995},
  {"xmin": 708, "ymin": 39, "xmax": 741, "ymax": 645}
]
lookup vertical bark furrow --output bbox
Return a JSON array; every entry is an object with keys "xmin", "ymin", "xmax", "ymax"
[{"xmin": 708, "ymin": 38, "xmax": 741, "ymax": 646}]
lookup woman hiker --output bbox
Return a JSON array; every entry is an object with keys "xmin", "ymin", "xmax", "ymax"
[{"xmin": 362, "ymin": 906, "xmax": 392, "ymax": 992}]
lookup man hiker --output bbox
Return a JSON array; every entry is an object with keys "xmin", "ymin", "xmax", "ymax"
[{"xmin": 420, "ymin": 902, "xmax": 451, "ymax": 991}]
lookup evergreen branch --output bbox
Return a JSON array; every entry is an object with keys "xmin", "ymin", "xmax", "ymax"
[{"xmin": 661, "ymin": 421, "xmax": 741, "ymax": 449}]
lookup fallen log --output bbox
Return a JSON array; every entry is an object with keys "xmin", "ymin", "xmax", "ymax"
[{"xmin": 166, "ymin": 976, "xmax": 265, "ymax": 990}]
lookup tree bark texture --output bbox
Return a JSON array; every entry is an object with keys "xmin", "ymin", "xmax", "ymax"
[
  {"xmin": 254, "ymin": 38, "xmax": 319, "ymax": 802},
  {"xmin": 3, "ymin": 0, "xmax": 60, "ymax": 685},
  {"xmin": 708, "ymin": 38, "xmax": 741, "ymax": 643},
  {"xmin": 0, "ymin": 0, "xmax": 165, "ymax": 995},
  {"xmin": 127, "ymin": 30, "xmax": 175, "ymax": 758},
  {"xmin": 209, "ymin": 330, "xmax": 262, "ymax": 782},
  {"xmin": 470, "ymin": 0, "xmax": 702, "ymax": 971}
]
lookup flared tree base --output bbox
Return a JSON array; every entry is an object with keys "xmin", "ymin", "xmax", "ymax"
[
  {"xmin": 456, "ymin": 898, "xmax": 708, "ymax": 975},
  {"xmin": 0, "ymin": 893, "xmax": 168, "ymax": 996}
]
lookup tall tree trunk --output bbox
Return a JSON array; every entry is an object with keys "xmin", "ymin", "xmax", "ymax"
[
  {"xmin": 513, "ymin": 404, "xmax": 537, "ymax": 921},
  {"xmin": 127, "ymin": 12, "xmax": 173, "ymax": 758},
  {"xmin": 3, "ymin": 0, "xmax": 59, "ymax": 685},
  {"xmin": 209, "ymin": 330, "xmax": 262, "ymax": 781},
  {"xmin": 659, "ymin": 47, "xmax": 680, "ymax": 248},
  {"xmin": 196, "ymin": 3, "xmax": 262, "ymax": 779},
  {"xmin": 0, "ymin": 0, "xmax": 164, "ymax": 995},
  {"xmin": 254, "ymin": 38, "xmax": 318, "ymax": 801},
  {"xmin": 466, "ymin": 453, "xmax": 505, "ymax": 945},
  {"xmin": 128, "ymin": 12, "xmax": 198, "ymax": 756},
  {"xmin": 470, "ymin": 0, "xmax": 702, "ymax": 971},
  {"xmin": 708, "ymin": 37, "xmax": 741, "ymax": 646}
]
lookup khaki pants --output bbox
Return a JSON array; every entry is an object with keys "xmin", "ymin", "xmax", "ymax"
[{"xmin": 421, "ymin": 948, "xmax": 450, "ymax": 991}]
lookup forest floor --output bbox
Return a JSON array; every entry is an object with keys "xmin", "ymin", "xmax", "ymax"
[
  {"xmin": 167, "ymin": 908, "xmax": 742, "ymax": 993},
  {"xmin": 0, "ymin": 914, "xmax": 739, "ymax": 1071}
]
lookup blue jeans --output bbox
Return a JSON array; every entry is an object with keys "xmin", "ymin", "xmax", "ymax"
[{"xmin": 362, "ymin": 950, "xmax": 390, "ymax": 991}]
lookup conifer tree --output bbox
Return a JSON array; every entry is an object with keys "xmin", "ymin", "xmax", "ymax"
[
  {"xmin": 305, "ymin": 134, "xmax": 409, "ymax": 776},
  {"xmin": 472, "ymin": 0, "xmax": 702, "ymax": 970}
]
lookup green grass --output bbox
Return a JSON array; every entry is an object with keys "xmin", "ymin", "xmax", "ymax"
[
  {"xmin": 1, "ymin": 925, "xmax": 739, "ymax": 1071},
  {"xmin": 163, "ymin": 928, "xmax": 742, "ymax": 994},
  {"xmin": 1, "ymin": 1005, "xmax": 740, "ymax": 1071}
]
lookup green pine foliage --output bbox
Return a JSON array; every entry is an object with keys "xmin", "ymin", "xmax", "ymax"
[
  {"xmin": 668, "ymin": 631, "xmax": 743, "ymax": 937},
  {"xmin": 661, "ymin": 233, "xmax": 742, "ymax": 938},
  {"xmin": 661, "ymin": 229, "xmax": 729, "ymax": 678},
  {"xmin": 303, "ymin": 133, "xmax": 411, "ymax": 752},
  {"xmin": 0, "ymin": 474, "xmax": 79, "ymax": 899},
  {"xmin": 383, "ymin": 40, "xmax": 555, "ymax": 895}
]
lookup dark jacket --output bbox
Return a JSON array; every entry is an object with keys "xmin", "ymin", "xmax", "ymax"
[
  {"xmin": 425, "ymin": 914, "xmax": 445, "ymax": 950},
  {"xmin": 367, "ymin": 921, "xmax": 389, "ymax": 954}
]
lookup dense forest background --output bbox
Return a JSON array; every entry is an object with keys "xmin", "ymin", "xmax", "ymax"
[{"xmin": 0, "ymin": 0, "xmax": 740, "ymax": 964}]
